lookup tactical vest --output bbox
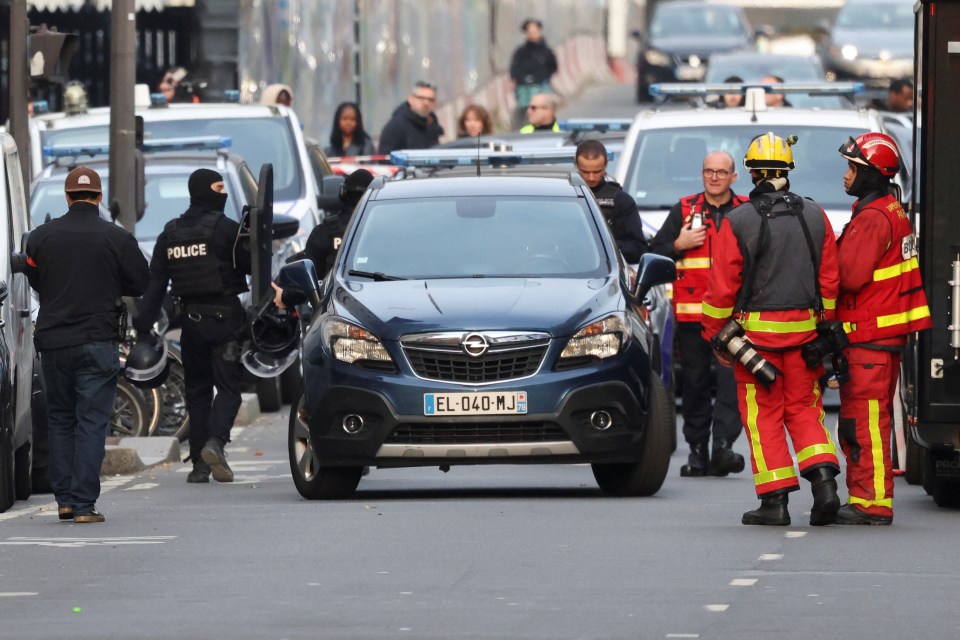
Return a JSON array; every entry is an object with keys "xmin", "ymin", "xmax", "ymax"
[
  {"xmin": 673, "ymin": 192, "xmax": 748, "ymax": 323},
  {"xmin": 163, "ymin": 211, "xmax": 247, "ymax": 299},
  {"xmin": 837, "ymin": 194, "xmax": 932, "ymax": 342}
]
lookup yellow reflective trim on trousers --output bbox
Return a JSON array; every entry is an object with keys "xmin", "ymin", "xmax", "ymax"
[
  {"xmin": 873, "ymin": 257, "xmax": 919, "ymax": 282},
  {"xmin": 822, "ymin": 297, "xmax": 836, "ymax": 310},
  {"xmin": 676, "ymin": 302, "xmax": 703, "ymax": 315},
  {"xmin": 702, "ymin": 301, "xmax": 733, "ymax": 319},
  {"xmin": 849, "ymin": 495, "xmax": 893, "ymax": 508},
  {"xmin": 741, "ymin": 315, "xmax": 817, "ymax": 333},
  {"xmin": 876, "ymin": 305, "xmax": 931, "ymax": 329},
  {"xmin": 796, "ymin": 442, "xmax": 837, "ymax": 464},
  {"xmin": 754, "ymin": 466, "xmax": 797, "ymax": 485},
  {"xmin": 677, "ymin": 257, "xmax": 711, "ymax": 269},
  {"xmin": 744, "ymin": 384, "xmax": 767, "ymax": 473},
  {"xmin": 868, "ymin": 399, "xmax": 886, "ymax": 501}
]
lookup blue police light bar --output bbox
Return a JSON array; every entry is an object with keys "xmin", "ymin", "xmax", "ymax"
[
  {"xmin": 650, "ymin": 82, "xmax": 865, "ymax": 96},
  {"xmin": 223, "ymin": 89, "xmax": 241, "ymax": 103},
  {"xmin": 557, "ymin": 118, "xmax": 633, "ymax": 133},
  {"xmin": 149, "ymin": 92, "xmax": 168, "ymax": 107},
  {"xmin": 31, "ymin": 100, "xmax": 50, "ymax": 115},
  {"xmin": 43, "ymin": 136, "xmax": 231, "ymax": 159},
  {"xmin": 390, "ymin": 147, "xmax": 613, "ymax": 168}
]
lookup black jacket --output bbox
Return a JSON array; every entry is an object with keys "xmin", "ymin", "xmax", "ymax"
[
  {"xmin": 509, "ymin": 40, "xmax": 558, "ymax": 85},
  {"xmin": 26, "ymin": 201, "xmax": 149, "ymax": 350},
  {"xmin": 377, "ymin": 103, "xmax": 444, "ymax": 155},
  {"xmin": 592, "ymin": 180, "xmax": 650, "ymax": 264}
]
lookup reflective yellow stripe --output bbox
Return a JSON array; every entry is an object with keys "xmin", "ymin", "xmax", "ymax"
[
  {"xmin": 849, "ymin": 495, "xmax": 893, "ymax": 508},
  {"xmin": 702, "ymin": 301, "xmax": 733, "ymax": 319},
  {"xmin": 868, "ymin": 399, "xmax": 886, "ymax": 501},
  {"xmin": 744, "ymin": 384, "xmax": 766, "ymax": 473},
  {"xmin": 796, "ymin": 442, "xmax": 837, "ymax": 464},
  {"xmin": 842, "ymin": 321, "xmax": 856, "ymax": 334},
  {"xmin": 676, "ymin": 302, "xmax": 702, "ymax": 315},
  {"xmin": 677, "ymin": 257, "xmax": 711, "ymax": 269},
  {"xmin": 822, "ymin": 297, "xmax": 836, "ymax": 310},
  {"xmin": 741, "ymin": 315, "xmax": 817, "ymax": 333},
  {"xmin": 873, "ymin": 256, "xmax": 919, "ymax": 282},
  {"xmin": 754, "ymin": 466, "xmax": 797, "ymax": 485},
  {"xmin": 876, "ymin": 305, "xmax": 931, "ymax": 329}
]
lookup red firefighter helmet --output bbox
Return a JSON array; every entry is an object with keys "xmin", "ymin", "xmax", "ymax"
[{"xmin": 839, "ymin": 132, "xmax": 900, "ymax": 178}]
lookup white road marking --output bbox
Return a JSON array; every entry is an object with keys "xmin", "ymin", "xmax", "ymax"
[
  {"xmin": 0, "ymin": 592, "xmax": 39, "ymax": 597},
  {"xmin": 704, "ymin": 604, "xmax": 729, "ymax": 612},
  {"xmin": 785, "ymin": 531, "xmax": 807, "ymax": 538},
  {"xmin": 666, "ymin": 635, "xmax": 700, "ymax": 638},
  {"xmin": 124, "ymin": 483, "xmax": 159, "ymax": 491},
  {"xmin": 730, "ymin": 578, "xmax": 758, "ymax": 586},
  {"xmin": 0, "ymin": 536, "xmax": 176, "ymax": 548},
  {"xmin": 759, "ymin": 554, "xmax": 783, "ymax": 561},
  {"xmin": 0, "ymin": 477, "xmax": 134, "ymax": 522}
]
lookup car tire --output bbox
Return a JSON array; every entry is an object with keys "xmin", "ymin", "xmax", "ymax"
[
  {"xmin": 0, "ymin": 426, "xmax": 15, "ymax": 513},
  {"xmin": 280, "ymin": 357, "xmax": 302, "ymax": 406},
  {"xmin": 14, "ymin": 441, "xmax": 31, "ymax": 501},
  {"xmin": 288, "ymin": 394, "xmax": 362, "ymax": 500},
  {"xmin": 592, "ymin": 374, "xmax": 673, "ymax": 497},
  {"xmin": 258, "ymin": 377, "xmax": 282, "ymax": 413},
  {"xmin": 923, "ymin": 448, "xmax": 960, "ymax": 508},
  {"xmin": 30, "ymin": 363, "xmax": 52, "ymax": 494}
]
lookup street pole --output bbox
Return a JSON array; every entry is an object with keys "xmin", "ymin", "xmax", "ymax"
[
  {"xmin": 109, "ymin": 0, "xmax": 137, "ymax": 232},
  {"xmin": 353, "ymin": 0, "xmax": 362, "ymax": 108},
  {"xmin": 9, "ymin": 0, "xmax": 31, "ymax": 201}
]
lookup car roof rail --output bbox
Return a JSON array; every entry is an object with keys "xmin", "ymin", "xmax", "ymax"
[
  {"xmin": 557, "ymin": 118, "xmax": 633, "ymax": 133},
  {"xmin": 388, "ymin": 147, "xmax": 613, "ymax": 169},
  {"xmin": 43, "ymin": 135, "xmax": 232, "ymax": 159},
  {"xmin": 650, "ymin": 81, "xmax": 865, "ymax": 97}
]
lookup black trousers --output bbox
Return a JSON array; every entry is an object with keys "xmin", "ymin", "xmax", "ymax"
[
  {"xmin": 676, "ymin": 322, "xmax": 742, "ymax": 447},
  {"xmin": 180, "ymin": 313, "xmax": 246, "ymax": 460}
]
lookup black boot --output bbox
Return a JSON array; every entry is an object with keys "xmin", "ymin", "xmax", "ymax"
[
  {"xmin": 804, "ymin": 466, "xmax": 841, "ymax": 526},
  {"xmin": 680, "ymin": 440, "xmax": 709, "ymax": 477},
  {"xmin": 709, "ymin": 438, "xmax": 746, "ymax": 477},
  {"xmin": 187, "ymin": 460, "xmax": 210, "ymax": 484},
  {"xmin": 742, "ymin": 491, "xmax": 790, "ymax": 526}
]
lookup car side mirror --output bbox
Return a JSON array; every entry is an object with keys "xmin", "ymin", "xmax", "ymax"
[
  {"xmin": 317, "ymin": 175, "xmax": 345, "ymax": 212},
  {"xmin": 632, "ymin": 253, "xmax": 676, "ymax": 300},
  {"xmin": 272, "ymin": 213, "xmax": 299, "ymax": 240},
  {"xmin": 276, "ymin": 259, "xmax": 322, "ymax": 308}
]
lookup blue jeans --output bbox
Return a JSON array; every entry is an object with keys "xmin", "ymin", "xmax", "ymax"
[{"xmin": 40, "ymin": 341, "xmax": 120, "ymax": 513}]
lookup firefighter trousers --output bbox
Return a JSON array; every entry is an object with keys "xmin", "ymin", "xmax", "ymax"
[
  {"xmin": 733, "ymin": 348, "xmax": 840, "ymax": 497},
  {"xmin": 838, "ymin": 346, "xmax": 900, "ymax": 518}
]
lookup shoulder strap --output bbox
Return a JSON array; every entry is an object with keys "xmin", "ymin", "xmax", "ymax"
[{"xmin": 783, "ymin": 193, "xmax": 824, "ymax": 317}]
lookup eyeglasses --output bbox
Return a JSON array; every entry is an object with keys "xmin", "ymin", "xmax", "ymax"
[
  {"xmin": 413, "ymin": 94, "xmax": 436, "ymax": 102},
  {"xmin": 702, "ymin": 168, "xmax": 732, "ymax": 179},
  {"xmin": 527, "ymin": 105, "xmax": 548, "ymax": 111}
]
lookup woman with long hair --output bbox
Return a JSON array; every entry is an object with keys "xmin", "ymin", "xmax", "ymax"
[{"xmin": 324, "ymin": 102, "xmax": 375, "ymax": 157}]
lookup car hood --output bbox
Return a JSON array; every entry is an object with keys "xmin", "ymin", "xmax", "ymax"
[
  {"xmin": 830, "ymin": 28, "xmax": 913, "ymax": 58},
  {"xmin": 649, "ymin": 35, "xmax": 748, "ymax": 56},
  {"xmin": 331, "ymin": 277, "xmax": 621, "ymax": 340}
]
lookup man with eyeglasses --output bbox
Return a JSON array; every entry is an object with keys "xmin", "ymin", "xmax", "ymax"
[
  {"xmin": 519, "ymin": 93, "xmax": 561, "ymax": 133},
  {"xmin": 651, "ymin": 150, "xmax": 748, "ymax": 479},
  {"xmin": 377, "ymin": 80, "xmax": 444, "ymax": 155}
]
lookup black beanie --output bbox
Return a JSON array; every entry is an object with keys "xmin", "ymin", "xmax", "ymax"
[
  {"xmin": 339, "ymin": 168, "xmax": 375, "ymax": 207},
  {"xmin": 188, "ymin": 168, "xmax": 227, "ymax": 211}
]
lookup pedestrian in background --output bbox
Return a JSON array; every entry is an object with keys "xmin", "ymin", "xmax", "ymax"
[
  {"xmin": 377, "ymin": 81, "xmax": 444, "ymax": 155},
  {"xmin": 834, "ymin": 133, "xmax": 931, "ymax": 525},
  {"xmin": 651, "ymin": 150, "xmax": 747, "ymax": 478},
  {"xmin": 324, "ymin": 102, "xmax": 375, "ymax": 157},
  {"xmin": 575, "ymin": 140, "xmax": 649, "ymax": 263},
  {"xmin": 869, "ymin": 78, "xmax": 913, "ymax": 114},
  {"xmin": 762, "ymin": 75, "xmax": 790, "ymax": 107},
  {"xmin": 701, "ymin": 133, "xmax": 842, "ymax": 527},
  {"xmin": 260, "ymin": 83, "xmax": 294, "ymax": 107},
  {"xmin": 134, "ymin": 169, "xmax": 251, "ymax": 485},
  {"xmin": 519, "ymin": 93, "xmax": 560, "ymax": 133},
  {"xmin": 717, "ymin": 75, "xmax": 744, "ymax": 108},
  {"xmin": 159, "ymin": 67, "xmax": 188, "ymax": 103},
  {"xmin": 457, "ymin": 104, "xmax": 493, "ymax": 138},
  {"xmin": 25, "ymin": 167, "xmax": 150, "ymax": 523},
  {"xmin": 509, "ymin": 18, "xmax": 558, "ymax": 127}
]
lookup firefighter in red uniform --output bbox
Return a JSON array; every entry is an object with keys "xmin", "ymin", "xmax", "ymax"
[
  {"xmin": 702, "ymin": 133, "xmax": 842, "ymax": 526},
  {"xmin": 651, "ymin": 150, "xmax": 748, "ymax": 477},
  {"xmin": 835, "ymin": 133, "xmax": 932, "ymax": 525}
]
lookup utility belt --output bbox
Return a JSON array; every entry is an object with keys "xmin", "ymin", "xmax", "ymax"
[{"xmin": 183, "ymin": 303, "xmax": 246, "ymax": 323}]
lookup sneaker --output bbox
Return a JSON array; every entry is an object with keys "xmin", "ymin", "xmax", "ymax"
[
  {"xmin": 200, "ymin": 439, "xmax": 234, "ymax": 483},
  {"xmin": 73, "ymin": 508, "xmax": 105, "ymax": 523},
  {"xmin": 58, "ymin": 506, "xmax": 73, "ymax": 521},
  {"xmin": 187, "ymin": 461, "xmax": 211, "ymax": 484}
]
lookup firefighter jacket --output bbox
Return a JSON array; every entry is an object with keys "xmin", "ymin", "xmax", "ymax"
[
  {"xmin": 652, "ymin": 191, "xmax": 747, "ymax": 323},
  {"xmin": 837, "ymin": 192, "xmax": 932, "ymax": 343},
  {"xmin": 701, "ymin": 189, "xmax": 840, "ymax": 349}
]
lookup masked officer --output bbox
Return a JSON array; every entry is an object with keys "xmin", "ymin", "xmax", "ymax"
[
  {"xmin": 300, "ymin": 168, "xmax": 374, "ymax": 278},
  {"xmin": 651, "ymin": 150, "xmax": 747, "ymax": 478},
  {"xmin": 134, "ymin": 169, "xmax": 251, "ymax": 484},
  {"xmin": 575, "ymin": 140, "xmax": 649, "ymax": 263},
  {"xmin": 835, "ymin": 133, "xmax": 931, "ymax": 525},
  {"xmin": 701, "ymin": 133, "xmax": 842, "ymax": 526}
]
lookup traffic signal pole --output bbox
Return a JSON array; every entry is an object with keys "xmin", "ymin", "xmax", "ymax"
[
  {"xmin": 109, "ymin": 0, "xmax": 137, "ymax": 232},
  {"xmin": 8, "ymin": 0, "xmax": 31, "ymax": 200}
]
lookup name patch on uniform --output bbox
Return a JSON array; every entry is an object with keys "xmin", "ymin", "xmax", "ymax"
[
  {"xmin": 597, "ymin": 198, "xmax": 616, "ymax": 207},
  {"xmin": 901, "ymin": 234, "xmax": 918, "ymax": 260},
  {"xmin": 168, "ymin": 243, "xmax": 208, "ymax": 259}
]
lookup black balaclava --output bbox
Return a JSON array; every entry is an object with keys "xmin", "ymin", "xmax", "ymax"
[
  {"xmin": 845, "ymin": 163, "xmax": 888, "ymax": 199},
  {"xmin": 188, "ymin": 168, "xmax": 228, "ymax": 211}
]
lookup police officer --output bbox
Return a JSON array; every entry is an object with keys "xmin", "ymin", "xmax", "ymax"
[
  {"xmin": 574, "ymin": 140, "xmax": 649, "ymax": 263},
  {"xmin": 134, "ymin": 168, "xmax": 251, "ymax": 484},
  {"xmin": 701, "ymin": 133, "xmax": 842, "ymax": 526},
  {"xmin": 25, "ymin": 166, "xmax": 150, "ymax": 523},
  {"xmin": 651, "ymin": 150, "xmax": 747, "ymax": 478},
  {"xmin": 298, "ymin": 168, "xmax": 374, "ymax": 278}
]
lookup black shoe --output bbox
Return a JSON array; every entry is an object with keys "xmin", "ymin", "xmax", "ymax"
[
  {"xmin": 58, "ymin": 506, "xmax": 73, "ymax": 521},
  {"xmin": 73, "ymin": 508, "xmax": 105, "ymax": 524},
  {"xmin": 680, "ymin": 440, "xmax": 709, "ymax": 477},
  {"xmin": 835, "ymin": 504, "xmax": 892, "ymax": 526},
  {"xmin": 709, "ymin": 439, "xmax": 746, "ymax": 477},
  {"xmin": 742, "ymin": 492, "xmax": 790, "ymax": 526},
  {"xmin": 805, "ymin": 466, "xmax": 841, "ymax": 526},
  {"xmin": 200, "ymin": 439, "xmax": 234, "ymax": 483},
  {"xmin": 187, "ymin": 461, "xmax": 211, "ymax": 484}
]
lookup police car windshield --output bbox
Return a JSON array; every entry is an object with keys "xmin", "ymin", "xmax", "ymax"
[
  {"xmin": 622, "ymin": 125, "xmax": 869, "ymax": 211},
  {"xmin": 40, "ymin": 117, "xmax": 303, "ymax": 202},
  {"xmin": 345, "ymin": 196, "xmax": 606, "ymax": 279}
]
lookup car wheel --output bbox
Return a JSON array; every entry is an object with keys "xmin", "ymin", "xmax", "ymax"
[
  {"xmin": 0, "ymin": 426, "xmax": 14, "ymax": 512},
  {"xmin": 924, "ymin": 448, "xmax": 960, "ymax": 508},
  {"xmin": 111, "ymin": 379, "xmax": 150, "ymax": 437},
  {"xmin": 258, "ymin": 377, "xmax": 282, "ymax": 413},
  {"xmin": 592, "ymin": 374, "xmax": 673, "ymax": 497},
  {"xmin": 288, "ymin": 394, "xmax": 362, "ymax": 500},
  {"xmin": 30, "ymin": 363, "xmax": 52, "ymax": 494},
  {"xmin": 280, "ymin": 356, "xmax": 302, "ymax": 405}
]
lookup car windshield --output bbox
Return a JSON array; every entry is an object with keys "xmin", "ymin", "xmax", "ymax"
[
  {"xmin": 651, "ymin": 5, "xmax": 745, "ymax": 38},
  {"xmin": 835, "ymin": 2, "xmax": 913, "ymax": 29},
  {"xmin": 40, "ymin": 117, "xmax": 303, "ymax": 202},
  {"xmin": 704, "ymin": 58, "xmax": 848, "ymax": 109},
  {"xmin": 345, "ymin": 196, "xmax": 606, "ymax": 279},
  {"xmin": 622, "ymin": 125, "xmax": 868, "ymax": 211}
]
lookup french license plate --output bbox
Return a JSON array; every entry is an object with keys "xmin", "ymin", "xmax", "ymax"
[{"xmin": 424, "ymin": 391, "xmax": 527, "ymax": 416}]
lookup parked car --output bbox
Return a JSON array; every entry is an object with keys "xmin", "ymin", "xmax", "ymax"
[
  {"xmin": 818, "ymin": 0, "xmax": 914, "ymax": 87},
  {"xmin": 281, "ymin": 164, "xmax": 678, "ymax": 499},
  {"xmin": 704, "ymin": 52, "xmax": 852, "ymax": 109}
]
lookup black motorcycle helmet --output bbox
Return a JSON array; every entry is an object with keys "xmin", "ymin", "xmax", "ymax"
[
  {"xmin": 125, "ymin": 333, "xmax": 170, "ymax": 389},
  {"xmin": 241, "ymin": 310, "xmax": 300, "ymax": 378}
]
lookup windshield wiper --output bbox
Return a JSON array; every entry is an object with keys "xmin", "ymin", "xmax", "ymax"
[{"xmin": 347, "ymin": 270, "xmax": 406, "ymax": 281}]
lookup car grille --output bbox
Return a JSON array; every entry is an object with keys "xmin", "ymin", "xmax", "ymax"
[
  {"xmin": 402, "ymin": 340, "xmax": 549, "ymax": 383},
  {"xmin": 387, "ymin": 422, "xmax": 567, "ymax": 444}
]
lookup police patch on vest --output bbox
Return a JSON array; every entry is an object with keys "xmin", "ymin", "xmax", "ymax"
[
  {"xmin": 597, "ymin": 198, "xmax": 616, "ymax": 207},
  {"xmin": 168, "ymin": 243, "xmax": 209, "ymax": 259}
]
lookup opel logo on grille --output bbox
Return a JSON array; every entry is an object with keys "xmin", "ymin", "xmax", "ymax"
[{"xmin": 461, "ymin": 333, "xmax": 489, "ymax": 357}]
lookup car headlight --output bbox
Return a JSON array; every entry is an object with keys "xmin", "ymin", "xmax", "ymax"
[
  {"xmin": 841, "ymin": 44, "xmax": 858, "ymax": 61},
  {"xmin": 559, "ymin": 313, "xmax": 631, "ymax": 361},
  {"xmin": 321, "ymin": 318, "xmax": 393, "ymax": 365},
  {"xmin": 644, "ymin": 49, "xmax": 672, "ymax": 67}
]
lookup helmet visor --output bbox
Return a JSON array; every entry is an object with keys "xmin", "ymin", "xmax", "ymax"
[
  {"xmin": 839, "ymin": 136, "xmax": 868, "ymax": 164},
  {"xmin": 242, "ymin": 349, "xmax": 298, "ymax": 379}
]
